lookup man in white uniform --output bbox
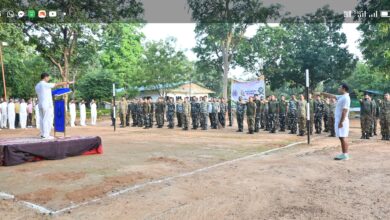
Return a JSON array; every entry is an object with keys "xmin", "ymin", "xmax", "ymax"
[
  {"xmin": 35, "ymin": 73, "xmax": 73, "ymax": 139},
  {"xmin": 90, "ymin": 99, "xmax": 97, "ymax": 125},
  {"xmin": 334, "ymin": 83, "xmax": 351, "ymax": 161},
  {"xmin": 1, "ymin": 98, "xmax": 7, "ymax": 128},
  {"xmin": 69, "ymin": 100, "xmax": 76, "ymax": 127},
  {"xmin": 19, "ymin": 99, "xmax": 28, "ymax": 129},
  {"xmin": 34, "ymin": 101, "xmax": 40, "ymax": 129},
  {"xmin": 0, "ymin": 98, "xmax": 2, "ymax": 130},
  {"xmin": 79, "ymin": 100, "xmax": 86, "ymax": 126},
  {"xmin": 7, "ymin": 99, "xmax": 15, "ymax": 129}
]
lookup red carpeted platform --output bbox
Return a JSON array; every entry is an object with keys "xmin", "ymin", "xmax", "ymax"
[{"xmin": 0, "ymin": 136, "xmax": 102, "ymax": 166}]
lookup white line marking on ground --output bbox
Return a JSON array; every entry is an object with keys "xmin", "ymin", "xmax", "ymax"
[
  {"xmin": 51, "ymin": 140, "xmax": 308, "ymax": 215},
  {"xmin": 3, "ymin": 139, "xmax": 312, "ymax": 216},
  {"xmin": 0, "ymin": 191, "xmax": 15, "ymax": 200}
]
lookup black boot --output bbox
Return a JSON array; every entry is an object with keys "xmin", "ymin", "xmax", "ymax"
[{"xmin": 361, "ymin": 133, "xmax": 365, "ymax": 139}]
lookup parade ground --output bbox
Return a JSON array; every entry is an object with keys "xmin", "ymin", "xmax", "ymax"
[{"xmin": 1, "ymin": 119, "xmax": 390, "ymax": 219}]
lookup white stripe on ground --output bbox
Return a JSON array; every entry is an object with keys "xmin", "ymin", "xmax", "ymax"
[
  {"xmin": 3, "ymin": 139, "xmax": 312, "ymax": 216},
  {"xmin": 51, "ymin": 140, "xmax": 308, "ymax": 215}
]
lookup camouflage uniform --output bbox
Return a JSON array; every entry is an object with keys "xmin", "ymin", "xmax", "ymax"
[
  {"xmin": 200, "ymin": 100, "xmax": 209, "ymax": 130},
  {"xmin": 143, "ymin": 101, "xmax": 152, "ymax": 128},
  {"xmin": 287, "ymin": 99, "xmax": 298, "ymax": 134},
  {"xmin": 191, "ymin": 100, "xmax": 200, "ymax": 129},
  {"xmin": 264, "ymin": 101, "xmax": 269, "ymax": 131},
  {"xmin": 182, "ymin": 101, "xmax": 191, "ymax": 130},
  {"xmin": 297, "ymin": 100, "xmax": 307, "ymax": 136},
  {"xmin": 126, "ymin": 102, "xmax": 131, "ymax": 126},
  {"xmin": 268, "ymin": 100, "xmax": 279, "ymax": 133},
  {"xmin": 260, "ymin": 101, "xmax": 266, "ymax": 129},
  {"xmin": 323, "ymin": 101, "xmax": 330, "ymax": 132},
  {"xmin": 218, "ymin": 101, "xmax": 227, "ymax": 128},
  {"xmin": 309, "ymin": 99, "xmax": 314, "ymax": 135},
  {"xmin": 236, "ymin": 100, "xmax": 246, "ymax": 132},
  {"xmin": 379, "ymin": 99, "xmax": 390, "ymax": 140},
  {"xmin": 211, "ymin": 101, "xmax": 220, "ymax": 129},
  {"xmin": 246, "ymin": 101, "xmax": 256, "ymax": 134},
  {"xmin": 254, "ymin": 99, "xmax": 261, "ymax": 132},
  {"xmin": 328, "ymin": 101, "xmax": 336, "ymax": 137},
  {"xmin": 155, "ymin": 101, "xmax": 166, "ymax": 128},
  {"xmin": 372, "ymin": 100, "xmax": 379, "ymax": 136},
  {"xmin": 166, "ymin": 101, "xmax": 175, "ymax": 129},
  {"xmin": 314, "ymin": 99, "xmax": 324, "ymax": 134},
  {"xmin": 119, "ymin": 99, "xmax": 128, "ymax": 127},
  {"xmin": 360, "ymin": 99, "xmax": 373, "ymax": 139},
  {"xmin": 279, "ymin": 100, "xmax": 287, "ymax": 132},
  {"xmin": 137, "ymin": 101, "xmax": 144, "ymax": 127},
  {"xmin": 130, "ymin": 101, "xmax": 138, "ymax": 127},
  {"xmin": 176, "ymin": 100, "xmax": 183, "ymax": 127}
]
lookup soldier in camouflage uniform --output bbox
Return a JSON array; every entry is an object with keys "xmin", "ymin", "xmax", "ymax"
[
  {"xmin": 228, "ymin": 99, "xmax": 233, "ymax": 127},
  {"xmin": 155, "ymin": 97, "xmax": 166, "ymax": 128},
  {"xmin": 126, "ymin": 100, "xmax": 131, "ymax": 127},
  {"xmin": 328, "ymin": 97, "xmax": 336, "ymax": 137},
  {"xmin": 309, "ymin": 94, "xmax": 314, "ymax": 135},
  {"xmin": 166, "ymin": 97, "xmax": 175, "ymax": 129},
  {"xmin": 137, "ymin": 98, "xmax": 144, "ymax": 127},
  {"xmin": 246, "ymin": 96, "xmax": 256, "ymax": 134},
  {"xmin": 314, "ymin": 94, "xmax": 324, "ymax": 134},
  {"xmin": 236, "ymin": 96, "xmax": 246, "ymax": 132},
  {"xmin": 288, "ymin": 95, "xmax": 298, "ymax": 134},
  {"xmin": 218, "ymin": 98, "xmax": 227, "ymax": 128},
  {"xmin": 119, "ymin": 97, "xmax": 128, "ymax": 128},
  {"xmin": 143, "ymin": 98, "xmax": 153, "ymax": 129},
  {"xmin": 279, "ymin": 95, "xmax": 287, "ymax": 132},
  {"xmin": 254, "ymin": 94, "xmax": 261, "ymax": 132},
  {"xmin": 211, "ymin": 98, "xmax": 220, "ymax": 129},
  {"xmin": 268, "ymin": 95, "xmax": 279, "ymax": 133},
  {"xmin": 182, "ymin": 97, "xmax": 191, "ymax": 130},
  {"xmin": 360, "ymin": 94, "xmax": 373, "ymax": 139},
  {"xmin": 200, "ymin": 96, "xmax": 209, "ymax": 130},
  {"xmin": 372, "ymin": 99, "xmax": 380, "ymax": 136},
  {"xmin": 191, "ymin": 97, "xmax": 200, "ymax": 130},
  {"xmin": 323, "ymin": 97, "xmax": 330, "ymax": 132},
  {"xmin": 176, "ymin": 98, "xmax": 183, "ymax": 127},
  {"xmin": 260, "ymin": 97, "xmax": 266, "ymax": 129},
  {"xmin": 130, "ymin": 100, "xmax": 137, "ymax": 127},
  {"xmin": 297, "ymin": 94, "xmax": 307, "ymax": 136},
  {"xmin": 264, "ymin": 96, "xmax": 270, "ymax": 131},
  {"xmin": 379, "ymin": 93, "xmax": 390, "ymax": 140}
]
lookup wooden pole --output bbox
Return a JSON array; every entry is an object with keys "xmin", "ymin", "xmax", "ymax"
[{"xmin": 0, "ymin": 44, "xmax": 6, "ymax": 99}]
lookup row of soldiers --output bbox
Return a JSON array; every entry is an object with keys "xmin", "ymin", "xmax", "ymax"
[
  {"xmin": 116, "ymin": 96, "xmax": 229, "ymax": 130},
  {"xmin": 235, "ymin": 94, "xmax": 338, "ymax": 136},
  {"xmin": 359, "ymin": 93, "xmax": 390, "ymax": 140}
]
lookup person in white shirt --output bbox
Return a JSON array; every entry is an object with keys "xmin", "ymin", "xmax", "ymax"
[
  {"xmin": 79, "ymin": 100, "xmax": 86, "ymax": 126},
  {"xmin": 90, "ymin": 99, "xmax": 97, "ymax": 125},
  {"xmin": 0, "ymin": 98, "xmax": 7, "ymax": 128},
  {"xmin": 334, "ymin": 83, "xmax": 351, "ymax": 161},
  {"xmin": 34, "ymin": 102, "xmax": 40, "ymax": 129},
  {"xmin": 19, "ymin": 99, "xmax": 28, "ymax": 129},
  {"xmin": 69, "ymin": 99, "xmax": 76, "ymax": 127},
  {"xmin": 35, "ymin": 73, "xmax": 73, "ymax": 139},
  {"xmin": 0, "ymin": 98, "xmax": 2, "ymax": 130},
  {"xmin": 7, "ymin": 99, "xmax": 15, "ymax": 129}
]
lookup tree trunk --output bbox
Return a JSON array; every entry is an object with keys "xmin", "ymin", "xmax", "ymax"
[{"xmin": 222, "ymin": 46, "xmax": 229, "ymax": 99}]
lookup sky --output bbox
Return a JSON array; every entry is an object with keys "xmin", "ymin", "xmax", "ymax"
[{"xmin": 142, "ymin": 23, "xmax": 363, "ymax": 78}]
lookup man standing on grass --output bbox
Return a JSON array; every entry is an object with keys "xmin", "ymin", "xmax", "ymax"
[
  {"xmin": 35, "ymin": 73, "xmax": 73, "ymax": 139},
  {"xmin": 334, "ymin": 83, "xmax": 351, "ymax": 161}
]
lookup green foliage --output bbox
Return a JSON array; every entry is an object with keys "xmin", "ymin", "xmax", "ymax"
[
  {"xmin": 134, "ymin": 38, "xmax": 193, "ymax": 96},
  {"xmin": 77, "ymin": 70, "xmax": 116, "ymax": 101}
]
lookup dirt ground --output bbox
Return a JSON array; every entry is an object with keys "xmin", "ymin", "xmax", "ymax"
[{"xmin": 1, "ymin": 119, "xmax": 389, "ymax": 219}]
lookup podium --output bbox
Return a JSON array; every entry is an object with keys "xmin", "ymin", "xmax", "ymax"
[{"xmin": 52, "ymin": 88, "xmax": 72, "ymax": 137}]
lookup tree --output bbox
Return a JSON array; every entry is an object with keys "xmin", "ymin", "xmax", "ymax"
[
  {"xmin": 77, "ymin": 70, "xmax": 116, "ymax": 101},
  {"xmin": 135, "ymin": 38, "xmax": 193, "ymax": 96},
  {"xmin": 100, "ymin": 23, "xmax": 144, "ymax": 88},
  {"xmin": 188, "ymin": 0, "xmax": 280, "ymax": 98},
  {"xmin": 241, "ymin": 6, "xmax": 357, "ymax": 90}
]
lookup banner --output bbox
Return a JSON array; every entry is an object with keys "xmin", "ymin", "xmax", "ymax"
[{"xmin": 231, "ymin": 80, "xmax": 265, "ymax": 101}]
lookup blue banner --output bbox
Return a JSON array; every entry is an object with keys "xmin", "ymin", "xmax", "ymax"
[{"xmin": 54, "ymin": 99, "xmax": 66, "ymax": 132}]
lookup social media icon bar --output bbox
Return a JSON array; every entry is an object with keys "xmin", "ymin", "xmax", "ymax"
[
  {"xmin": 49, "ymin": 11, "xmax": 57, "ymax": 17},
  {"xmin": 38, "ymin": 10, "xmax": 46, "ymax": 18},
  {"xmin": 27, "ymin": 9, "xmax": 36, "ymax": 19},
  {"xmin": 18, "ymin": 11, "xmax": 25, "ymax": 18}
]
